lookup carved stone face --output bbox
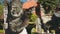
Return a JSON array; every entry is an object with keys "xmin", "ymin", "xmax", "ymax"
[{"xmin": 11, "ymin": 3, "xmax": 23, "ymax": 17}]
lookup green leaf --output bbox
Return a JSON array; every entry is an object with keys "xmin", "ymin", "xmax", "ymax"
[{"xmin": 0, "ymin": 5, "xmax": 3, "ymax": 15}]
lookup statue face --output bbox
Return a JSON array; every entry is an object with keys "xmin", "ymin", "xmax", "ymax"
[{"xmin": 11, "ymin": 3, "xmax": 23, "ymax": 17}]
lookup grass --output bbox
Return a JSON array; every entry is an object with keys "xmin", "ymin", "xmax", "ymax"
[{"xmin": 0, "ymin": 30, "xmax": 4, "ymax": 32}]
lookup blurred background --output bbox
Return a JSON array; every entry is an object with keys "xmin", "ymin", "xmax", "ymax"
[{"xmin": 0, "ymin": 0, "xmax": 60, "ymax": 34}]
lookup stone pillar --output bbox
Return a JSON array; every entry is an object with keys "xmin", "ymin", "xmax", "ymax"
[{"xmin": 3, "ymin": 0, "xmax": 8, "ymax": 29}]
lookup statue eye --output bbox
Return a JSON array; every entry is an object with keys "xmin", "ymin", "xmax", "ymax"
[{"xmin": 12, "ymin": 10, "xmax": 15, "ymax": 14}]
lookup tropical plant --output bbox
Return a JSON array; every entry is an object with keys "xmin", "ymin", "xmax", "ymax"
[{"xmin": 39, "ymin": 0, "xmax": 60, "ymax": 14}]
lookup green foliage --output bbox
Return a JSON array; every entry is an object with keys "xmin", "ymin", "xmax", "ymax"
[
  {"xmin": 0, "ymin": 30, "xmax": 4, "ymax": 32},
  {"xmin": 44, "ymin": 0, "xmax": 56, "ymax": 9},
  {"xmin": 0, "ymin": 5, "xmax": 3, "ymax": 15},
  {"xmin": 31, "ymin": 28, "xmax": 37, "ymax": 34},
  {"xmin": 39, "ymin": 0, "xmax": 60, "ymax": 11},
  {"xmin": 30, "ymin": 14, "xmax": 37, "ymax": 22},
  {"xmin": 28, "ymin": 13, "xmax": 37, "ymax": 24}
]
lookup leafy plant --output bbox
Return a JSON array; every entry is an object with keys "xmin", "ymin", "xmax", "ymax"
[
  {"xmin": 39, "ymin": 0, "xmax": 60, "ymax": 14},
  {"xmin": 30, "ymin": 13, "xmax": 37, "ymax": 22},
  {"xmin": 0, "ymin": 5, "xmax": 3, "ymax": 16}
]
